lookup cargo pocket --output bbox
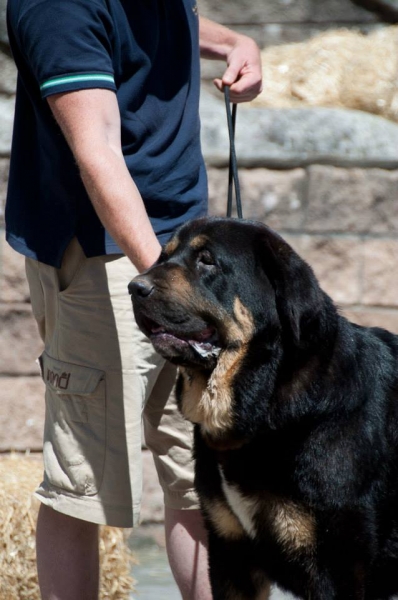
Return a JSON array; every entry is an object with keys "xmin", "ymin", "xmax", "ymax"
[{"xmin": 39, "ymin": 352, "xmax": 106, "ymax": 496}]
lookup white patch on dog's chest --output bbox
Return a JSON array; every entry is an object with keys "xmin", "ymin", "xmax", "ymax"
[
  {"xmin": 219, "ymin": 466, "xmax": 258, "ymax": 539},
  {"xmin": 219, "ymin": 466, "xmax": 317, "ymax": 554}
]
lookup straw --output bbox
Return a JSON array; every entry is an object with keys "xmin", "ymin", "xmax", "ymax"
[
  {"xmin": 251, "ymin": 26, "xmax": 398, "ymax": 122},
  {"xmin": 0, "ymin": 454, "xmax": 136, "ymax": 600}
]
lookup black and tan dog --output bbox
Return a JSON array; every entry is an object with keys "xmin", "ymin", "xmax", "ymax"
[{"xmin": 129, "ymin": 217, "xmax": 398, "ymax": 600}]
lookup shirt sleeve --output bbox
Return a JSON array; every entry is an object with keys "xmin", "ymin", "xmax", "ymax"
[{"xmin": 15, "ymin": 0, "xmax": 117, "ymax": 98}]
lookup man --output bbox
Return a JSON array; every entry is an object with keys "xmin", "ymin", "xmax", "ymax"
[{"xmin": 6, "ymin": 1, "xmax": 262, "ymax": 598}]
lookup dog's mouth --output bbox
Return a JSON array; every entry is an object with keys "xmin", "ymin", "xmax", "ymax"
[{"xmin": 141, "ymin": 316, "xmax": 222, "ymax": 360}]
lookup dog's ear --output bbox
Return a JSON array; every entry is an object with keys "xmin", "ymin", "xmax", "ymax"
[{"xmin": 255, "ymin": 226, "xmax": 326, "ymax": 346}]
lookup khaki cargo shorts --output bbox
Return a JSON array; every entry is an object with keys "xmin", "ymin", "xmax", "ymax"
[{"xmin": 26, "ymin": 238, "xmax": 198, "ymax": 527}]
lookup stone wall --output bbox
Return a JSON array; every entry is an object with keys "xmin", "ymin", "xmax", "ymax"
[
  {"xmin": 199, "ymin": 0, "xmax": 398, "ymax": 339},
  {"xmin": 1, "ymin": 0, "xmax": 398, "ymax": 466}
]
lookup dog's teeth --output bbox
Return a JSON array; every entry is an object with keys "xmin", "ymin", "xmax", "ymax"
[{"xmin": 190, "ymin": 341, "xmax": 221, "ymax": 358}]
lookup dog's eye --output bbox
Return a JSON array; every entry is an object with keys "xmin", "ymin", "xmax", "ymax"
[{"xmin": 197, "ymin": 250, "xmax": 215, "ymax": 267}]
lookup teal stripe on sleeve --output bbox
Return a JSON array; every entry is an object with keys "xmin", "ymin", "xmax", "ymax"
[{"xmin": 40, "ymin": 73, "xmax": 115, "ymax": 91}]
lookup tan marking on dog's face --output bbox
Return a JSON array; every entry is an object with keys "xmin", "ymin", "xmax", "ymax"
[
  {"xmin": 232, "ymin": 297, "xmax": 255, "ymax": 341},
  {"xmin": 179, "ymin": 298, "xmax": 255, "ymax": 439},
  {"xmin": 264, "ymin": 495, "xmax": 315, "ymax": 553},
  {"xmin": 200, "ymin": 298, "xmax": 254, "ymax": 436},
  {"xmin": 166, "ymin": 267, "xmax": 194, "ymax": 298},
  {"xmin": 164, "ymin": 236, "xmax": 180, "ymax": 256},
  {"xmin": 203, "ymin": 498, "xmax": 246, "ymax": 540},
  {"xmin": 189, "ymin": 234, "xmax": 209, "ymax": 250},
  {"xmin": 221, "ymin": 297, "xmax": 255, "ymax": 346}
]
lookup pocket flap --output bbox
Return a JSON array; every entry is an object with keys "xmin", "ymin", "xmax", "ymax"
[{"xmin": 39, "ymin": 352, "xmax": 104, "ymax": 395}]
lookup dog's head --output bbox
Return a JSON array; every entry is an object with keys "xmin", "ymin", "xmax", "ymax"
[{"xmin": 129, "ymin": 217, "xmax": 332, "ymax": 373}]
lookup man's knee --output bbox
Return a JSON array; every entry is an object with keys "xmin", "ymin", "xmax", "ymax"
[{"xmin": 37, "ymin": 503, "xmax": 99, "ymax": 542}]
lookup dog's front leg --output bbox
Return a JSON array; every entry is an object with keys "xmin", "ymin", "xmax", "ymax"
[
  {"xmin": 207, "ymin": 531, "xmax": 271, "ymax": 600},
  {"xmin": 308, "ymin": 512, "xmax": 376, "ymax": 600}
]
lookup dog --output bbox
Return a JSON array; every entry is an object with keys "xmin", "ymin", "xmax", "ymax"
[{"xmin": 129, "ymin": 216, "xmax": 398, "ymax": 600}]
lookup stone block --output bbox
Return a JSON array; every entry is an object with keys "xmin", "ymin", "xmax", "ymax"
[
  {"xmin": 0, "ymin": 95, "xmax": 14, "ymax": 155},
  {"xmin": 351, "ymin": 0, "xmax": 398, "ymax": 23},
  {"xmin": 309, "ymin": 0, "xmax": 378, "ymax": 21},
  {"xmin": 306, "ymin": 166, "xmax": 373, "ymax": 233},
  {"xmin": 198, "ymin": 0, "xmax": 310, "ymax": 25},
  {"xmin": 0, "ymin": 159, "xmax": 9, "ymax": 226},
  {"xmin": 198, "ymin": 0, "xmax": 377, "ymax": 24},
  {"xmin": 0, "ymin": 52, "xmax": 17, "ymax": 95},
  {"xmin": 342, "ymin": 307, "xmax": 398, "ymax": 334},
  {"xmin": 0, "ymin": 0, "xmax": 7, "ymax": 45},
  {"xmin": 0, "ymin": 304, "xmax": 43, "ymax": 374},
  {"xmin": 0, "ymin": 375, "xmax": 45, "ymax": 451},
  {"xmin": 261, "ymin": 22, "xmax": 379, "ymax": 48},
  {"xmin": 199, "ymin": 89, "xmax": 398, "ymax": 169},
  {"xmin": 0, "ymin": 236, "xmax": 30, "ymax": 303},
  {"xmin": 285, "ymin": 234, "xmax": 362, "ymax": 305},
  {"xmin": 362, "ymin": 239, "xmax": 398, "ymax": 307},
  {"xmin": 207, "ymin": 167, "xmax": 229, "ymax": 216},
  {"xmin": 208, "ymin": 167, "xmax": 307, "ymax": 228},
  {"xmin": 306, "ymin": 166, "xmax": 398, "ymax": 233},
  {"xmin": 366, "ymin": 169, "xmax": 398, "ymax": 233},
  {"xmin": 261, "ymin": 23, "xmax": 326, "ymax": 48}
]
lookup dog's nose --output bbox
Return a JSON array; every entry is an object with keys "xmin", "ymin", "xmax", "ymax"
[{"xmin": 128, "ymin": 278, "xmax": 154, "ymax": 298}]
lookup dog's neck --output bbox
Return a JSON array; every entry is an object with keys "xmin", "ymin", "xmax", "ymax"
[{"xmin": 178, "ymin": 341, "xmax": 249, "ymax": 447}]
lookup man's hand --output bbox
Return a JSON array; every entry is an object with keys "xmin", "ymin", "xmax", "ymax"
[
  {"xmin": 214, "ymin": 35, "xmax": 263, "ymax": 103},
  {"xmin": 199, "ymin": 17, "xmax": 262, "ymax": 103}
]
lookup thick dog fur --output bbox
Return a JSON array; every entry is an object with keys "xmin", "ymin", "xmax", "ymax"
[{"xmin": 130, "ymin": 217, "xmax": 398, "ymax": 600}]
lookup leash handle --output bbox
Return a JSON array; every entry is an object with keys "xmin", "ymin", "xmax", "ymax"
[{"xmin": 224, "ymin": 86, "xmax": 243, "ymax": 219}]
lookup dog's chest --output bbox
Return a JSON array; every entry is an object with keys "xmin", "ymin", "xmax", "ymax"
[
  {"xmin": 219, "ymin": 466, "xmax": 258, "ymax": 538},
  {"xmin": 218, "ymin": 465, "xmax": 316, "ymax": 553}
]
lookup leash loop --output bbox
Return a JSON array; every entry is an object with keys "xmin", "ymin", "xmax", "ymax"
[{"xmin": 224, "ymin": 86, "xmax": 243, "ymax": 219}]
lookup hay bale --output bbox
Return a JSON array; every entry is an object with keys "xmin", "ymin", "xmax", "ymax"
[
  {"xmin": 252, "ymin": 26, "xmax": 398, "ymax": 121},
  {"xmin": 0, "ymin": 454, "xmax": 136, "ymax": 600}
]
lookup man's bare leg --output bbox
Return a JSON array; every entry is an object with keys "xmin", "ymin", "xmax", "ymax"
[
  {"xmin": 37, "ymin": 503, "xmax": 211, "ymax": 600},
  {"xmin": 36, "ymin": 503, "xmax": 99, "ymax": 600},
  {"xmin": 165, "ymin": 507, "xmax": 212, "ymax": 600}
]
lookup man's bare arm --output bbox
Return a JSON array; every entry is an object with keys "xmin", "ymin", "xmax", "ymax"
[
  {"xmin": 47, "ymin": 88, "xmax": 161, "ymax": 272},
  {"xmin": 199, "ymin": 16, "xmax": 262, "ymax": 103}
]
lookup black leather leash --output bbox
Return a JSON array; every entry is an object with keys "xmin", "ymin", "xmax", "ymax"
[{"xmin": 224, "ymin": 86, "xmax": 243, "ymax": 219}]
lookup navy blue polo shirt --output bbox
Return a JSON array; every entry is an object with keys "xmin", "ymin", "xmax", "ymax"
[{"xmin": 6, "ymin": 0, "xmax": 208, "ymax": 267}]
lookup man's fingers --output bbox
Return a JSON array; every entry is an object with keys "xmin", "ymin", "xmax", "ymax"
[
  {"xmin": 213, "ymin": 75, "xmax": 263, "ymax": 103},
  {"xmin": 222, "ymin": 64, "xmax": 241, "ymax": 87}
]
